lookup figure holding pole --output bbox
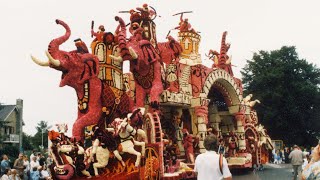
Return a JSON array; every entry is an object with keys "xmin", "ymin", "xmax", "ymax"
[{"xmin": 173, "ymin": 11, "xmax": 196, "ymax": 33}]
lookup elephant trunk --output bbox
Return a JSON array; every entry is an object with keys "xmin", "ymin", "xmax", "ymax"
[
  {"xmin": 48, "ymin": 19, "xmax": 71, "ymax": 59},
  {"xmin": 114, "ymin": 16, "xmax": 135, "ymax": 61}
]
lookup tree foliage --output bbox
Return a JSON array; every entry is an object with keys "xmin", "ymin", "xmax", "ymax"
[
  {"xmin": 0, "ymin": 144, "xmax": 19, "ymax": 162},
  {"xmin": 22, "ymin": 132, "xmax": 34, "ymax": 151},
  {"xmin": 31, "ymin": 120, "xmax": 49, "ymax": 150},
  {"xmin": 241, "ymin": 46, "xmax": 320, "ymax": 146}
]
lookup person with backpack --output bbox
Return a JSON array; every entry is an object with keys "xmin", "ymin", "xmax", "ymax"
[{"xmin": 194, "ymin": 134, "xmax": 232, "ymax": 180}]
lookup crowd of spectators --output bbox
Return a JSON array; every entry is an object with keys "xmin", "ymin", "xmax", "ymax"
[
  {"xmin": 0, "ymin": 150, "xmax": 52, "ymax": 180},
  {"xmin": 271, "ymin": 143, "xmax": 320, "ymax": 180}
]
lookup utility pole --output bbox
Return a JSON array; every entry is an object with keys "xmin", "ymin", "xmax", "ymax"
[{"xmin": 41, "ymin": 129, "xmax": 45, "ymax": 150}]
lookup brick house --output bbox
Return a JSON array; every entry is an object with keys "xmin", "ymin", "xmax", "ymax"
[{"xmin": 0, "ymin": 99, "xmax": 24, "ymax": 150}]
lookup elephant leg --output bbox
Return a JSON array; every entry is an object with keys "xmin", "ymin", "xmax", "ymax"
[
  {"xmin": 135, "ymin": 84, "xmax": 146, "ymax": 108},
  {"xmin": 150, "ymin": 61, "xmax": 163, "ymax": 107},
  {"xmin": 113, "ymin": 150, "xmax": 125, "ymax": 166},
  {"xmin": 72, "ymin": 111, "xmax": 102, "ymax": 141}
]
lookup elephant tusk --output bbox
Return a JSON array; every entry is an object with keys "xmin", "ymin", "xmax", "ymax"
[
  {"xmin": 129, "ymin": 47, "xmax": 138, "ymax": 59},
  {"xmin": 30, "ymin": 55, "xmax": 50, "ymax": 66},
  {"xmin": 45, "ymin": 51, "xmax": 61, "ymax": 67},
  {"xmin": 109, "ymin": 55, "xmax": 123, "ymax": 61}
]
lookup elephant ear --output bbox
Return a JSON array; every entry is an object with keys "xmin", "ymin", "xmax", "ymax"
[{"xmin": 80, "ymin": 56, "xmax": 99, "ymax": 82}]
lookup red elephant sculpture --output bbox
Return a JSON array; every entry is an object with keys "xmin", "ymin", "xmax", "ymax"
[
  {"xmin": 31, "ymin": 19, "xmax": 131, "ymax": 141},
  {"xmin": 110, "ymin": 16, "xmax": 182, "ymax": 109}
]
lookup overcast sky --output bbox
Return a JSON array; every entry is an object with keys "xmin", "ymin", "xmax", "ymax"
[{"xmin": 1, "ymin": 0, "xmax": 319, "ymax": 136}]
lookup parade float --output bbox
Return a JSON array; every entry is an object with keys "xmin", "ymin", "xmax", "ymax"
[{"xmin": 31, "ymin": 4, "xmax": 273, "ymax": 179}]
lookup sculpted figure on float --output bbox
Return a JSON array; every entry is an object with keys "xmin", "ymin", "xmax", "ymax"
[
  {"xmin": 48, "ymin": 124, "xmax": 92, "ymax": 179},
  {"xmin": 31, "ymin": 19, "xmax": 131, "ymax": 141},
  {"xmin": 110, "ymin": 16, "xmax": 182, "ymax": 109},
  {"xmin": 112, "ymin": 108, "xmax": 146, "ymax": 167}
]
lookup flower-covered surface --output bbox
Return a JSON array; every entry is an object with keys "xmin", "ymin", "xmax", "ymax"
[{"xmin": 31, "ymin": 3, "xmax": 273, "ymax": 179}]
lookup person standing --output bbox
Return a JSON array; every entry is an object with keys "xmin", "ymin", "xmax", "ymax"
[
  {"xmin": 194, "ymin": 134, "xmax": 232, "ymax": 180},
  {"xmin": 30, "ymin": 156, "xmax": 40, "ymax": 172},
  {"xmin": 1, "ymin": 155, "xmax": 11, "ymax": 176},
  {"xmin": 273, "ymin": 150, "xmax": 279, "ymax": 164},
  {"xmin": 38, "ymin": 154, "xmax": 45, "ymax": 167},
  {"xmin": 13, "ymin": 153, "xmax": 25, "ymax": 179},
  {"xmin": 29, "ymin": 150, "xmax": 37, "ymax": 163},
  {"xmin": 45, "ymin": 155, "xmax": 53, "ymax": 177},
  {"xmin": 284, "ymin": 147, "xmax": 290, "ymax": 163},
  {"xmin": 23, "ymin": 155, "xmax": 30, "ymax": 180},
  {"xmin": 289, "ymin": 145, "xmax": 304, "ymax": 180}
]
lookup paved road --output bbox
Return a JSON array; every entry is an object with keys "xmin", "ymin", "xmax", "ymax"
[{"xmin": 232, "ymin": 163, "xmax": 300, "ymax": 180}]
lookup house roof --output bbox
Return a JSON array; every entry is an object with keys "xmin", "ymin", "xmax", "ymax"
[{"xmin": 0, "ymin": 105, "xmax": 16, "ymax": 121}]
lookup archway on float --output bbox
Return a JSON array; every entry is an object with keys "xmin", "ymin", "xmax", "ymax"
[
  {"xmin": 201, "ymin": 69, "xmax": 244, "ymax": 156},
  {"xmin": 203, "ymin": 69, "xmax": 241, "ymax": 134}
]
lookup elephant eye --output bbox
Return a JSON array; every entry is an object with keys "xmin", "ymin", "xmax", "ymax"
[{"xmin": 64, "ymin": 54, "xmax": 69, "ymax": 60}]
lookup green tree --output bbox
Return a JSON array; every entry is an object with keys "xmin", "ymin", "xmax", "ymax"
[
  {"xmin": 241, "ymin": 46, "xmax": 320, "ymax": 146},
  {"xmin": 0, "ymin": 144, "xmax": 19, "ymax": 162},
  {"xmin": 22, "ymin": 132, "xmax": 34, "ymax": 151},
  {"xmin": 31, "ymin": 120, "xmax": 50, "ymax": 150}
]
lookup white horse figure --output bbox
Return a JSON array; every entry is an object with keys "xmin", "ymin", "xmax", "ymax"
[{"xmin": 115, "ymin": 108, "xmax": 146, "ymax": 167}]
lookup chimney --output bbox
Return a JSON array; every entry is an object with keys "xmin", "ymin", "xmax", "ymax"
[
  {"xmin": 16, "ymin": 99, "xmax": 23, "ymax": 152},
  {"xmin": 16, "ymin": 99, "xmax": 23, "ymax": 109}
]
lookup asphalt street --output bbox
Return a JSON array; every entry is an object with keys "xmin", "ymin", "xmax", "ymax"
[{"xmin": 232, "ymin": 163, "xmax": 299, "ymax": 180}]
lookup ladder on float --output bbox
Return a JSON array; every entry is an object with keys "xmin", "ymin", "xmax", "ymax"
[
  {"xmin": 153, "ymin": 112, "xmax": 163, "ymax": 143},
  {"xmin": 257, "ymin": 147, "xmax": 262, "ymax": 165}
]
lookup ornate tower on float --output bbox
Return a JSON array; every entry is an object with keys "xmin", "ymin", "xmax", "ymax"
[
  {"xmin": 178, "ymin": 32, "xmax": 202, "ymax": 65},
  {"xmin": 174, "ymin": 31, "xmax": 211, "ymax": 153},
  {"xmin": 91, "ymin": 34, "xmax": 124, "ymax": 91}
]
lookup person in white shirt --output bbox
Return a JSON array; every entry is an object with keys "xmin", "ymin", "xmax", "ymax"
[
  {"xmin": 29, "ymin": 150, "xmax": 37, "ymax": 162},
  {"xmin": 40, "ymin": 165, "xmax": 51, "ymax": 180},
  {"xmin": 1, "ymin": 168, "xmax": 11, "ymax": 180},
  {"xmin": 194, "ymin": 134, "xmax": 232, "ymax": 180},
  {"xmin": 30, "ymin": 156, "xmax": 40, "ymax": 172}
]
